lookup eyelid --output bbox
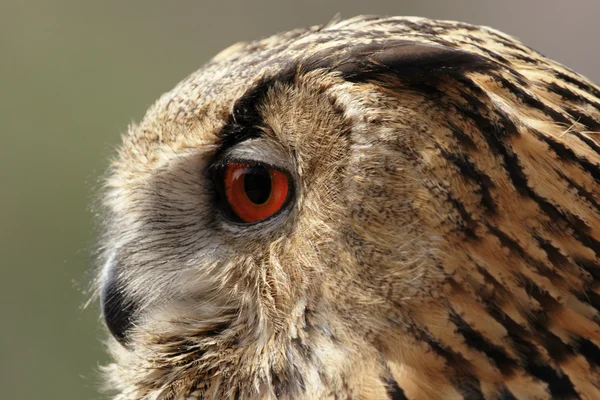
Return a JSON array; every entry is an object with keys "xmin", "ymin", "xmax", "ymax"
[{"xmin": 214, "ymin": 138, "xmax": 294, "ymax": 172}]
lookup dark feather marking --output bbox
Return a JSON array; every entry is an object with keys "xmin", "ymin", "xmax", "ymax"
[
  {"xmin": 555, "ymin": 170, "xmax": 600, "ymax": 211},
  {"xmin": 486, "ymin": 225, "xmax": 558, "ymax": 283},
  {"xmin": 531, "ymin": 129, "xmax": 600, "ymax": 184},
  {"xmin": 576, "ymin": 260, "xmax": 600, "ymax": 281},
  {"xmin": 450, "ymin": 310, "xmax": 518, "ymax": 375},
  {"xmin": 496, "ymin": 74, "xmax": 600, "ymax": 156},
  {"xmin": 547, "ymin": 81, "xmax": 600, "ymax": 113},
  {"xmin": 454, "ymin": 77, "xmax": 600, "ymax": 259},
  {"xmin": 270, "ymin": 362, "xmax": 306, "ymax": 399},
  {"xmin": 479, "ymin": 259, "xmax": 581, "ymax": 372},
  {"xmin": 302, "ymin": 41, "xmax": 494, "ymax": 84},
  {"xmin": 494, "ymin": 75, "xmax": 573, "ymax": 126},
  {"xmin": 573, "ymin": 131, "xmax": 600, "ymax": 157},
  {"xmin": 215, "ymin": 65, "xmax": 298, "ymax": 157},
  {"xmin": 453, "ymin": 77, "xmax": 521, "ymax": 143},
  {"xmin": 475, "ymin": 263, "xmax": 511, "ymax": 305},
  {"xmin": 455, "ymin": 379, "xmax": 485, "ymax": 400},
  {"xmin": 484, "ymin": 30, "xmax": 531, "ymax": 52},
  {"xmin": 441, "ymin": 149, "xmax": 498, "ymax": 213},
  {"xmin": 447, "ymin": 121, "xmax": 478, "ymax": 150},
  {"xmin": 533, "ymin": 235, "xmax": 590, "ymax": 285},
  {"xmin": 533, "ymin": 235, "xmax": 571, "ymax": 269},
  {"xmin": 475, "ymin": 224, "xmax": 584, "ymax": 395},
  {"xmin": 555, "ymin": 71, "xmax": 600, "ymax": 100},
  {"xmin": 524, "ymin": 281, "xmax": 577, "ymax": 363},
  {"xmin": 552, "ymin": 210, "xmax": 600, "ymax": 259},
  {"xmin": 564, "ymin": 106, "xmax": 600, "ymax": 131},
  {"xmin": 496, "ymin": 386, "xmax": 518, "ymax": 400},
  {"xmin": 391, "ymin": 19, "xmax": 446, "ymax": 37},
  {"xmin": 385, "ymin": 376, "xmax": 409, "ymax": 400},
  {"xmin": 507, "ymin": 52, "xmax": 539, "ymax": 65},
  {"xmin": 486, "ymin": 304, "xmax": 581, "ymax": 399},
  {"xmin": 471, "ymin": 44, "xmax": 511, "ymax": 65},
  {"xmin": 580, "ymin": 288, "xmax": 600, "ymax": 312},
  {"xmin": 185, "ymin": 381, "xmax": 201, "ymax": 399},
  {"xmin": 576, "ymin": 338, "xmax": 600, "ymax": 367},
  {"xmin": 446, "ymin": 193, "xmax": 479, "ymax": 238},
  {"xmin": 409, "ymin": 325, "xmax": 485, "ymax": 399}
]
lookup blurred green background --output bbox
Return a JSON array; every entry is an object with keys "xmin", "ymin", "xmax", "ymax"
[{"xmin": 1, "ymin": 1, "xmax": 599, "ymax": 399}]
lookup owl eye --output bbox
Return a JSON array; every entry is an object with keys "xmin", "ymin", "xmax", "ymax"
[{"xmin": 221, "ymin": 162, "xmax": 290, "ymax": 223}]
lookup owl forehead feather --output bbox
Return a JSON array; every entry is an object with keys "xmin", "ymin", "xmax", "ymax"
[
  {"xmin": 208, "ymin": 39, "xmax": 493, "ymax": 152},
  {"xmin": 139, "ymin": 17, "xmax": 507, "ymax": 132},
  {"xmin": 138, "ymin": 40, "xmax": 495, "ymax": 163}
]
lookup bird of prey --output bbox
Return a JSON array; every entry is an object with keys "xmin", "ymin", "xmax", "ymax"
[{"xmin": 96, "ymin": 16, "xmax": 600, "ymax": 399}]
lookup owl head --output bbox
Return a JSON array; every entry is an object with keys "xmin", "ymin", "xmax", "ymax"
[{"xmin": 97, "ymin": 16, "xmax": 600, "ymax": 399}]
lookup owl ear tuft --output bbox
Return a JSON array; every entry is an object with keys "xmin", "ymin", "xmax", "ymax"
[{"xmin": 304, "ymin": 41, "xmax": 493, "ymax": 83}]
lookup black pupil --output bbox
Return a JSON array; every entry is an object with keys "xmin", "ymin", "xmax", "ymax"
[{"xmin": 244, "ymin": 166, "xmax": 271, "ymax": 204}]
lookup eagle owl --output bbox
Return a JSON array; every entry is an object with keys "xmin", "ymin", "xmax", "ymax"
[{"xmin": 96, "ymin": 16, "xmax": 600, "ymax": 399}]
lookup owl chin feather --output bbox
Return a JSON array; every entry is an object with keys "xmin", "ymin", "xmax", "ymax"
[{"xmin": 96, "ymin": 15, "xmax": 600, "ymax": 400}]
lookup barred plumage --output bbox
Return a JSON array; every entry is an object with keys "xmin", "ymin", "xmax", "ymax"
[{"xmin": 96, "ymin": 16, "xmax": 600, "ymax": 399}]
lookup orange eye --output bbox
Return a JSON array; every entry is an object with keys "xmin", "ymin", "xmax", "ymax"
[{"xmin": 223, "ymin": 162, "xmax": 290, "ymax": 223}]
